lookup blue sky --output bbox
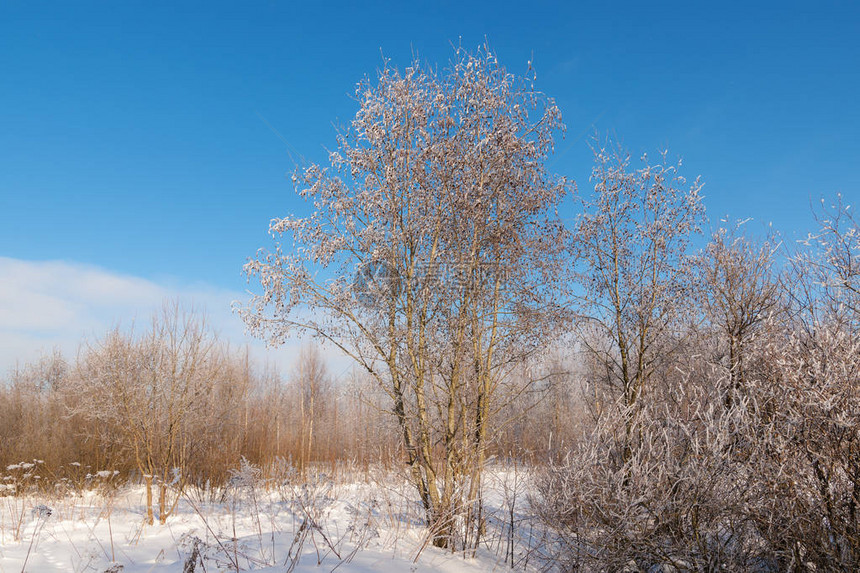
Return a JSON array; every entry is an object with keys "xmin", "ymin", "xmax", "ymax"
[{"xmin": 1, "ymin": 1, "xmax": 858, "ymax": 371}]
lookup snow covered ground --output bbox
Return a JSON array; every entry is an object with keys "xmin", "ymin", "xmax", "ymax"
[{"xmin": 0, "ymin": 465, "xmax": 545, "ymax": 572}]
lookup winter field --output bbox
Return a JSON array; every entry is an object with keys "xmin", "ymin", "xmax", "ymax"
[
  {"xmin": 0, "ymin": 463, "xmax": 542, "ymax": 573},
  {"xmin": 2, "ymin": 28, "xmax": 858, "ymax": 571}
]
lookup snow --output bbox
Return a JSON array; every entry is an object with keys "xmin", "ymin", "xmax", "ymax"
[{"xmin": 0, "ymin": 468, "xmax": 541, "ymax": 573}]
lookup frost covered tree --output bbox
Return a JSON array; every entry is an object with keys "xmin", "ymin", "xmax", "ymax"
[
  {"xmin": 791, "ymin": 194, "xmax": 860, "ymax": 330},
  {"xmin": 699, "ymin": 221, "xmax": 783, "ymax": 408},
  {"xmin": 72, "ymin": 302, "xmax": 221, "ymax": 525},
  {"xmin": 240, "ymin": 46, "xmax": 568, "ymax": 548},
  {"xmin": 536, "ymin": 195, "xmax": 860, "ymax": 571},
  {"xmin": 572, "ymin": 140, "xmax": 704, "ymax": 443}
]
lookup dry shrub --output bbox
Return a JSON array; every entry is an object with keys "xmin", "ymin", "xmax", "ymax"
[
  {"xmin": 537, "ymin": 197, "xmax": 859, "ymax": 571},
  {"xmin": 746, "ymin": 320, "xmax": 860, "ymax": 570},
  {"xmin": 536, "ymin": 376, "xmax": 770, "ymax": 572}
]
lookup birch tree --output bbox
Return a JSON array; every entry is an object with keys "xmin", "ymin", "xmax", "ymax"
[{"xmin": 240, "ymin": 46, "xmax": 568, "ymax": 548}]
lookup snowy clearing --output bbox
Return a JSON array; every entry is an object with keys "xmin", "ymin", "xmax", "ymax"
[{"xmin": 0, "ymin": 467, "xmax": 545, "ymax": 573}]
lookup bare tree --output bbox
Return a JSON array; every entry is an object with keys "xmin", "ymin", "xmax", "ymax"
[
  {"xmin": 699, "ymin": 221, "xmax": 783, "ymax": 408},
  {"xmin": 71, "ymin": 301, "xmax": 220, "ymax": 525},
  {"xmin": 1, "ymin": 350, "xmax": 74, "ymax": 471},
  {"xmin": 790, "ymin": 194, "xmax": 859, "ymax": 330},
  {"xmin": 755, "ymin": 196, "xmax": 860, "ymax": 569},
  {"xmin": 290, "ymin": 344, "xmax": 330, "ymax": 470},
  {"xmin": 572, "ymin": 139, "xmax": 704, "ymax": 452},
  {"xmin": 240, "ymin": 46, "xmax": 568, "ymax": 548}
]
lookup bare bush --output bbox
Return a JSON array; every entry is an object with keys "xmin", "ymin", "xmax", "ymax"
[
  {"xmin": 746, "ymin": 319, "xmax": 860, "ymax": 570},
  {"xmin": 536, "ymin": 377, "xmax": 770, "ymax": 571},
  {"xmin": 537, "ymin": 196, "xmax": 859, "ymax": 571}
]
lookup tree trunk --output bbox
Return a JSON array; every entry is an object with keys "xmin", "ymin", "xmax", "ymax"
[{"xmin": 144, "ymin": 475, "xmax": 154, "ymax": 525}]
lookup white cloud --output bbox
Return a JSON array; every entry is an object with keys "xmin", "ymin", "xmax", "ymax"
[{"xmin": 0, "ymin": 257, "xmax": 318, "ymax": 377}]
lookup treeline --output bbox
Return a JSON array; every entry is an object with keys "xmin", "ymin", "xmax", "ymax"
[
  {"xmin": 0, "ymin": 304, "xmax": 581, "ymax": 510},
  {"xmin": 0, "ymin": 306, "xmax": 396, "ymax": 523}
]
